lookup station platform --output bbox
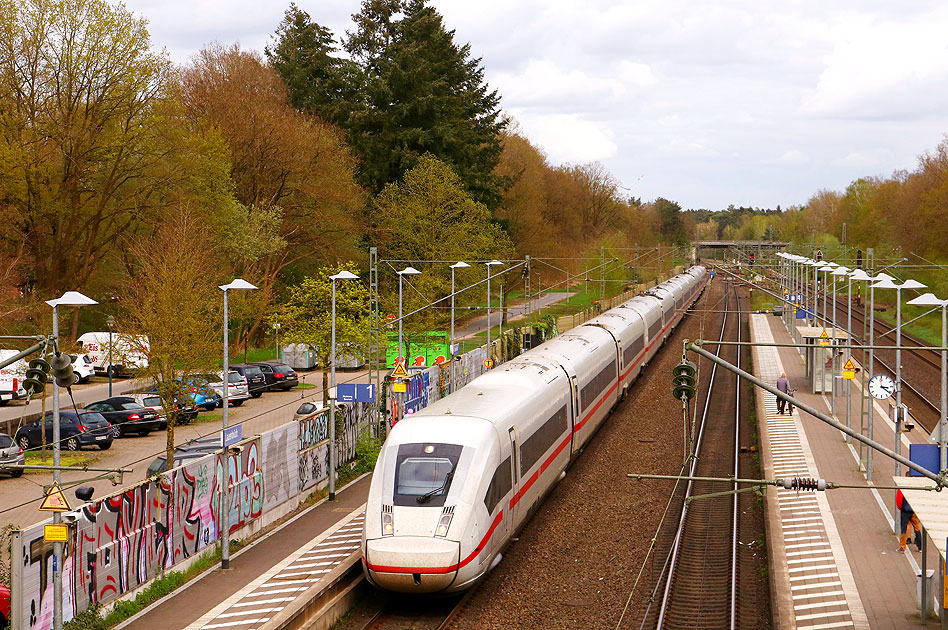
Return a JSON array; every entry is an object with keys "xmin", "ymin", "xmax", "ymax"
[
  {"xmin": 119, "ymin": 476, "xmax": 370, "ymax": 630},
  {"xmin": 750, "ymin": 312, "xmax": 940, "ymax": 629}
]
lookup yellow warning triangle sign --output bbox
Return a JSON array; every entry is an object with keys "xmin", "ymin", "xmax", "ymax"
[
  {"xmin": 39, "ymin": 481, "xmax": 72, "ymax": 512},
  {"xmin": 843, "ymin": 358, "xmax": 856, "ymax": 370},
  {"xmin": 391, "ymin": 359, "xmax": 408, "ymax": 378},
  {"xmin": 819, "ymin": 330, "xmax": 829, "ymax": 339}
]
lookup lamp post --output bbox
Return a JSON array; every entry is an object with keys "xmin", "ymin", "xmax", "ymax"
[
  {"xmin": 397, "ymin": 266, "xmax": 422, "ymax": 366},
  {"xmin": 808, "ymin": 260, "xmax": 822, "ymax": 327},
  {"xmin": 273, "ymin": 321, "xmax": 281, "ymax": 362},
  {"xmin": 106, "ymin": 315, "xmax": 115, "ymax": 397},
  {"xmin": 871, "ymin": 275, "xmax": 926, "ymax": 531},
  {"xmin": 818, "ymin": 265, "xmax": 835, "ymax": 397},
  {"xmin": 328, "ymin": 270, "xmax": 359, "ymax": 501},
  {"xmin": 485, "ymin": 260, "xmax": 503, "ymax": 363},
  {"xmin": 907, "ymin": 293, "xmax": 948, "ymax": 474},
  {"xmin": 449, "ymin": 262, "xmax": 470, "ymax": 356},
  {"xmin": 449, "ymin": 262, "xmax": 470, "ymax": 394},
  {"xmin": 849, "ymin": 269, "xmax": 873, "ymax": 467},
  {"xmin": 45, "ymin": 291, "xmax": 98, "ymax": 630},
  {"xmin": 831, "ymin": 266, "xmax": 850, "ymax": 420},
  {"xmin": 218, "ymin": 278, "xmax": 258, "ymax": 570}
]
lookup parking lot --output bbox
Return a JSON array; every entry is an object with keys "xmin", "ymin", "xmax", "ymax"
[{"xmin": 0, "ymin": 369, "xmax": 370, "ymax": 529}]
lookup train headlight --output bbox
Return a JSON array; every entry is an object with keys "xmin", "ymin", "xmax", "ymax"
[
  {"xmin": 434, "ymin": 511, "xmax": 453, "ymax": 537},
  {"xmin": 381, "ymin": 507, "xmax": 394, "ymax": 536}
]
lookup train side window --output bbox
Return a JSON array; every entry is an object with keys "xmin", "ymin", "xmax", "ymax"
[
  {"xmin": 580, "ymin": 361, "xmax": 617, "ymax": 409},
  {"xmin": 484, "ymin": 456, "xmax": 512, "ymax": 514},
  {"xmin": 519, "ymin": 406, "xmax": 568, "ymax": 476},
  {"xmin": 623, "ymin": 335, "xmax": 644, "ymax": 365},
  {"xmin": 648, "ymin": 319, "xmax": 661, "ymax": 341}
]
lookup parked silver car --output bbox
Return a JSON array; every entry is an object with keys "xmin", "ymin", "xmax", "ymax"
[
  {"xmin": 198, "ymin": 370, "xmax": 250, "ymax": 406},
  {"xmin": 0, "ymin": 432, "xmax": 25, "ymax": 477}
]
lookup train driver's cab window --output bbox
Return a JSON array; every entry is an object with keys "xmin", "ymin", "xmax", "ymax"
[{"xmin": 393, "ymin": 443, "xmax": 462, "ymax": 507}]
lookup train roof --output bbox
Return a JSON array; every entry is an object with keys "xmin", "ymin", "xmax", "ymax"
[{"xmin": 418, "ymin": 354, "xmax": 566, "ymax": 423}]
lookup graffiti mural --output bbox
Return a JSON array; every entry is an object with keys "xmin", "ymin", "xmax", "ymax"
[
  {"xmin": 298, "ymin": 409, "xmax": 330, "ymax": 493},
  {"xmin": 13, "ymin": 344, "xmax": 503, "ymax": 630}
]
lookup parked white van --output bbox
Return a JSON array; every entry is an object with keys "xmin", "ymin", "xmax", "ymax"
[
  {"xmin": 0, "ymin": 349, "xmax": 27, "ymax": 403},
  {"xmin": 77, "ymin": 332, "xmax": 150, "ymax": 376}
]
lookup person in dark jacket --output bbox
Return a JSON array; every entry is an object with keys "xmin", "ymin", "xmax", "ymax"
[
  {"xmin": 896, "ymin": 489, "xmax": 922, "ymax": 552},
  {"xmin": 776, "ymin": 373, "xmax": 790, "ymax": 414}
]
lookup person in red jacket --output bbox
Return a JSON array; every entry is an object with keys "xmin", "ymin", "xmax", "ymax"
[{"xmin": 896, "ymin": 489, "xmax": 922, "ymax": 552}]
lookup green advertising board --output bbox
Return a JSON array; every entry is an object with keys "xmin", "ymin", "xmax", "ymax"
[{"xmin": 386, "ymin": 331, "xmax": 449, "ymax": 368}]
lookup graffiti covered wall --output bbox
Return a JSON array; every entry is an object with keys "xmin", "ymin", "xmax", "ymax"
[{"xmin": 14, "ymin": 414, "xmax": 340, "ymax": 630}]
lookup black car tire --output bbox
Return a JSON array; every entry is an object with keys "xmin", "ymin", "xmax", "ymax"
[
  {"xmin": 98, "ymin": 443, "xmax": 111, "ymax": 450},
  {"xmin": 11, "ymin": 468, "xmax": 23, "ymax": 477},
  {"xmin": 251, "ymin": 392, "xmax": 262, "ymax": 398},
  {"xmin": 17, "ymin": 435, "xmax": 30, "ymax": 450},
  {"xmin": 138, "ymin": 430, "xmax": 150, "ymax": 437},
  {"xmin": 65, "ymin": 437, "xmax": 80, "ymax": 451},
  {"xmin": 232, "ymin": 400, "xmax": 243, "ymax": 407},
  {"xmin": 281, "ymin": 386, "xmax": 293, "ymax": 391},
  {"xmin": 73, "ymin": 371, "xmax": 81, "ymax": 385}
]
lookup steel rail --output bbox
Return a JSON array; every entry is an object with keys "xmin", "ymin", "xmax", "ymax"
[{"xmin": 656, "ymin": 282, "xmax": 733, "ymax": 627}]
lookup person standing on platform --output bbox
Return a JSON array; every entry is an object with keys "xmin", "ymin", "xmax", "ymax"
[
  {"xmin": 776, "ymin": 373, "xmax": 790, "ymax": 414},
  {"xmin": 896, "ymin": 489, "xmax": 922, "ymax": 552}
]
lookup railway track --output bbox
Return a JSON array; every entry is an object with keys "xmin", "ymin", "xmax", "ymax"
[
  {"xmin": 354, "ymin": 593, "xmax": 464, "ymax": 630},
  {"xmin": 643, "ymin": 279, "xmax": 756, "ymax": 629}
]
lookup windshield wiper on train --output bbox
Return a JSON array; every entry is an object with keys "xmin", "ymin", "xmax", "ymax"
[{"xmin": 417, "ymin": 471, "xmax": 453, "ymax": 504}]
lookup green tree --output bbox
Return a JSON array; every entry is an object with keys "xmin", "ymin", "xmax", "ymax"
[
  {"xmin": 275, "ymin": 263, "xmax": 369, "ymax": 405},
  {"xmin": 373, "ymin": 155, "xmax": 513, "ymax": 347},
  {"xmin": 266, "ymin": 3, "xmax": 357, "ymax": 127},
  {"xmin": 343, "ymin": 0, "xmax": 506, "ymax": 206},
  {"xmin": 120, "ymin": 207, "xmax": 221, "ymax": 468},
  {"xmin": 0, "ymin": 0, "xmax": 231, "ymax": 338},
  {"xmin": 654, "ymin": 198, "xmax": 688, "ymax": 245},
  {"xmin": 180, "ymin": 44, "xmax": 365, "ymax": 350}
]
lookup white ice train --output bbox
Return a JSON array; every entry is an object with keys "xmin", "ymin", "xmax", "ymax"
[{"xmin": 362, "ymin": 266, "xmax": 708, "ymax": 594}]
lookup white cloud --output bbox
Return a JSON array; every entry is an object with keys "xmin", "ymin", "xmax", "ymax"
[
  {"xmin": 776, "ymin": 150, "xmax": 809, "ymax": 166},
  {"xmin": 510, "ymin": 111, "xmax": 618, "ymax": 164},
  {"xmin": 801, "ymin": 9, "xmax": 948, "ymax": 119},
  {"xmin": 118, "ymin": 0, "xmax": 948, "ymax": 209}
]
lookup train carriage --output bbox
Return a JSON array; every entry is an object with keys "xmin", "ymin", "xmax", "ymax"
[{"xmin": 362, "ymin": 266, "xmax": 708, "ymax": 594}]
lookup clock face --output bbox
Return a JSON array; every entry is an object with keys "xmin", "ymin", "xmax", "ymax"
[{"xmin": 868, "ymin": 374, "xmax": 896, "ymax": 400}]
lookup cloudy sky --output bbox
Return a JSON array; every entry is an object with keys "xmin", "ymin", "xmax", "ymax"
[{"xmin": 123, "ymin": 0, "xmax": 948, "ymax": 211}]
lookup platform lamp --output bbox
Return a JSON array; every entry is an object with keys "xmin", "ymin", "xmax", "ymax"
[
  {"xmin": 329, "ymin": 270, "xmax": 359, "ymax": 501},
  {"xmin": 106, "ymin": 315, "xmax": 115, "ymax": 397},
  {"xmin": 849, "ymin": 269, "xmax": 873, "ymax": 472},
  {"xmin": 484, "ymin": 260, "xmax": 504, "ymax": 365},
  {"xmin": 907, "ymin": 292, "xmax": 948, "ymax": 474},
  {"xmin": 807, "ymin": 260, "xmax": 822, "ymax": 327},
  {"xmin": 218, "ymin": 278, "xmax": 258, "ymax": 570},
  {"xmin": 449, "ymin": 261, "xmax": 471, "ymax": 394},
  {"xmin": 46, "ymin": 290, "xmax": 98, "ymax": 630},
  {"xmin": 817, "ymin": 265, "xmax": 835, "ymax": 396},
  {"xmin": 397, "ymin": 266, "xmax": 422, "ymax": 366},
  {"xmin": 830, "ymin": 266, "xmax": 850, "ymax": 420},
  {"xmin": 871, "ymin": 275, "xmax": 926, "ymax": 535}
]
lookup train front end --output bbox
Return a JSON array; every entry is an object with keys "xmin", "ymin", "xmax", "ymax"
[{"xmin": 362, "ymin": 415, "xmax": 498, "ymax": 594}]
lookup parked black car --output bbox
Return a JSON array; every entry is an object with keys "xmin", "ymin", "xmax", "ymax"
[
  {"xmin": 15, "ymin": 410, "xmax": 114, "ymax": 451},
  {"xmin": 84, "ymin": 398, "xmax": 163, "ymax": 437},
  {"xmin": 250, "ymin": 361, "xmax": 299, "ymax": 391},
  {"xmin": 230, "ymin": 364, "xmax": 267, "ymax": 398}
]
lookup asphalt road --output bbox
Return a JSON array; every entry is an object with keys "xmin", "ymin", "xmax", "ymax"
[
  {"xmin": 0, "ymin": 369, "xmax": 371, "ymax": 529},
  {"xmin": 0, "ymin": 291, "xmax": 577, "ymax": 528},
  {"xmin": 453, "ymin": 291, "xmax": 574, "ymax": 339}
]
